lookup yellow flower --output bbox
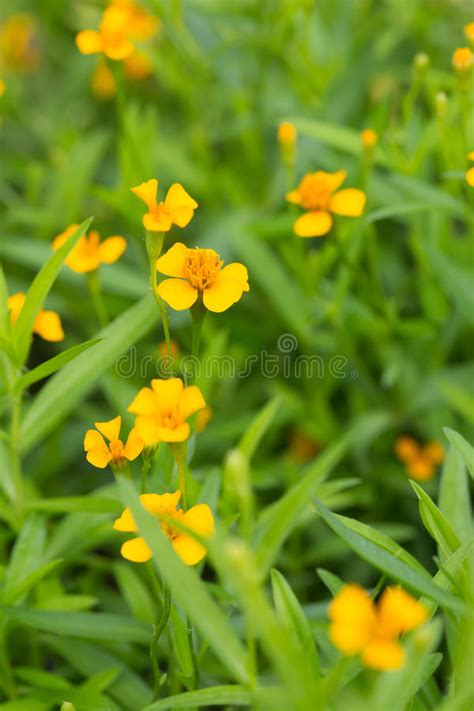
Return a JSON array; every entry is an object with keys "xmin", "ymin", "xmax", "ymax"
[
  {"xmin": 468, "ymin": 152, "xmax": 474, "ymax": 161},
  {"xmin": 0, "ymin": 14, "xmax": 40, "ymax": 72},
  {"xmin": 0, "ymin": 79, "xmax": 5, "ymax": 96},
  {"xmin": 395, "ymin": 436, "xmax": 443, "ymax": 481},
  {"xmin": 131, "ymin": 179, "xmax": 198, "ymax": 232},
  {"xmin": 128, "ymin": 377, "xmax": 206, "ymax": 446},
  {"xmin": 156, "ymin": 243, "xmax": 249, "ymax": 313},
  {"xmin": 84, "ymin": 416, "xmax": 143, "ymax": 469},
  {"xmin": 8, "ymin": 292, "xmax": 64, "ymax": 342},
  {"xmin": 394, "ymin": 435, "xmax": 419, "ymax": 463},
  {"xmin": 52, "ymin": 225, "xmax": 126, "ymax": 273},
  {"xmin": 452, "ymin": 47, "xmax": 473, "ymax": 71},
  {"xmin": 123, "ymin": 51, "xmax": 153, "ymax": 80},
  {"xmin": 329, "ymin": 584, "xmax": 427, "ymax": 671},
  {"xmin": 466, "ymin": 167, "xmax": 474, "ymax": 187},
  {"xmin": 286, "ymin": 170, "xmax": 366, "ymax": 237},
  {"xmin": 76, "ymin": 6, "xmax": 135, "ymax": 61},
  {"xmin": 278, "ymin": 121, "xmax": 297, "ymax": 146},
  {"xmin": 110, "ymin": 0, "xmax": 159, "ymax": 41},
  {"xmin": 423, "ymin": 441, "xmax": 444, "ymax": 465},
  {"xmin": 360, "ymin": 128, "xmax": 378, "ymax": 148},
  {"xmin": 91, "ymin": 58, "xmax": 116, "ymax": 100},
  {"xmin": 406, "ymin": 455, "xmax": 435, "ymax": 481},
  {"xmin": 113, "ymin": 490, "xmax": 214, "ymax": 565},
  {"xmin": 195, "ymin": 406, "xmax": 213, "ymax": 433},
  {"xmin": 464, "ymin": 23, "xmax": 474, "ymax": 42}
]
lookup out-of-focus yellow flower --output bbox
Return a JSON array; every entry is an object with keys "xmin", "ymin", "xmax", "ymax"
[
  {"xmin": 0, "ymin": 14, "xmax": 40, "ymax": 72},
  {"xmin": 278, "ymin": 121, "xmax": 297, "ymax": 146},
  {"xmin": 91, "ymin": 58, "xmax": 116, "ymax": 99},
  {"xmin": 466, "ymin": 167, "xmax": 474, "ymax": 187},
  {"xmin": 394, "ymin": 435, "xmax": 419, "ymax": 462},
  {"xmin": 195, "ymin": 406, "xmax": 213, "ymax": 433},
  {"xmin": 423, "ymin": 441, "xmax": 445, "ymax": 465},
  {"xmin": 452, "ymin": 47, "xmax": 473, "ymax": 71},
  {"xmin": 128, "ymin": 377, "xmax": 206, "ymax": 445},
  {"xmin": 124, "ymin": 51, "xmax": 153, "ymax": 80},
  {"xmin": 110, "ymin": 0, "xmax": 159, "ymax": 41},
  {"xmin": 468, "ymin": 151, "xmax": 474, "ymax": 161},
  {"xmin": 286, "ymin": 170, "xmax": 366, "ymax": 238},
  {"xmin": 131, "ymin": 179, "xmax": 198, "ymax": 232},
  {"xmin": 329, "ymin": 584, "xmax": 427, "ymax": 671},
  {"xmin": 394, "ymin": 436, "xmax": 444, "ymax": 481},
  {"xmin": 114, "ymin": 490, "xmax": 214, "ymax": 564},
  {"xmin": 76, "ymin": 6, "xmax": 135, "ymax": 61},
  {"xmin": 52, "ymin": 225, "xmax": 126, "ymax": 273},
  {"xmin": 464, "ymin": 22, "xmax": 474, "ymax": 43},
  {"xmin": 0, "ymin": 79, "xmax": 5, "ymax": 96},
  {"xmin": 156, "ymin": 243, "xmax": 249, "ymax": 313},
  {"xmin": 360, "ymin": 128, "xmax": 378, "ymax": 148},
  {"xmin": 8, "ymin": 292, "xmax": 64, "ymax": 342},
  {"xmin": 406, "ymin": 456, "xmax": 435, "ymax": 481},
  {"xmin": 84, "ymin": 416, "xmax": 143, "ymax": 469}
]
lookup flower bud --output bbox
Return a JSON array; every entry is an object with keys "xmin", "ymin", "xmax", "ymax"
[
  {"xmin": 435, "ymin": 92, "xmax": 448, "ymax": 120},
  {"xmin": 452, "ymin": 47, "xmax": 473, "ymax": 73}
]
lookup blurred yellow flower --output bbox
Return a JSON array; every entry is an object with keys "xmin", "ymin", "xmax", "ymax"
[
  {"xmin": 131, "ymin": 179, "xmax": 198, "ymax": 232},
  {"xmin": 0, "ymin": 14, "xmax": 40, "ymax": 72},
  {"xmin": 286, "ymin": 170, "xmax": 366, "ymax": 237},
  {"xmin": 466, "ymin": 167, "xmax": 474, "ymax": 187},
  {"xmin": 84, "ymin": 416, "xmax": 143, "ymax": 469},
  {"xmin": 452, "ymin": 47, "xmax": 473, "ymax": 71},
  {"xmin": 128, "ymin": 377, "xmax": 206, "ymax": 445},
  {"xmin": 0, "ymin": 79, "xmax": 5, "ymax": 96},
  {"xmin": 76, "ymin": 6, "xmax": 135, "ymax": 61},
  {"xmin": 114, "ymin": 490, "xmax": 214, "ymax": 564},
  {"xmin": 360, "ymin": 128, "xmax": 378, "ymax": 148},
  {"xmin": 464, "ymin": 22, "xmax": 474, "ymax": 42},
  {"xmin": 395, "ymin": 435, "xmax": 444, "ymax": 481},
  {"xmin": 394, "ymin": 435, "xmax": 419, "ymax": 462},
  {"xmin": 329, "ymin": 584, "xmax": 427, "ymax": 671},
  {"xmin": 110, "ymin": 0, "xmax": 159, "ymax": 41},
  {"xmin": 156, "ymin": 243, "xmax": 249, "ymax": 313},
  {"xmin": 8, "ymin": 292, "xmax": 64, "ymax": 342},
  {"xmin": 195, "ymin": 406, "xmax": 213, "ymax": 433},
  {"xmin": 52, "ymin": 225, "xmax": 126, "ymax": 273},
  {"xmin": 91, "ymin": 58, "xmax": 116, "ymax": 100},
  {"xmin": 278, "ymin": 121, "xmax": 297, "ymax": 145},
  {"xmin": 124, "ymin": 51, "xmax": 153, "ymax": 80}
]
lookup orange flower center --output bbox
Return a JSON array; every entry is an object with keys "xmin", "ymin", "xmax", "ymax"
[
  {"xmin": 155, "ymin": 506, "xmax": 184, "ymax": 540},
  {"xmin": 150, "ymin": 201, "xmax": 170, "ymax": 219},
  {"xmin": 160, "ymin": 410, "xmax": 182, "ymax": 429},
  {"xmin": 298, "ymin": 177, "xmax": 333, "ymax": 210},
  {"xmin": 109, "ymin": 439, "xmax": 126, "ymax": 463},
  {"xmin": 183, "ymin": 248, "xmax": 223, "ymax": 290}
]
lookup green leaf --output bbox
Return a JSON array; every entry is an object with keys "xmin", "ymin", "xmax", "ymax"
[
  {"xmin": 238, "ymin": 395, "xmax": 281, "ymax": 460},
  {"xmin": 425, "ymin": 246, "xmax": 474, "ymax": 327},
  {"xmin": 2, "ymin": 607, "xmax": 150, "ymax": 644},
  {"xmin": 25, "ymin": 496, "xmax": 119, "ymax": 515},
  {"xmin": 3, "ymin": 515, "xmax": 46, "ymax": 597},
  {"xmin": 439, "ymin": 446, "xmax": 472, "ymax": 542},
  {"xmin": 117, "ymin": 476, "xmax": 250, "ymax": 685},
  {"xmin": 422, "ymin": 539, "xmax": 474, "ymax": 617},
  {"xmin": 0, "ymin": 265, "xmax": 9, "ymax": 338},
  {"xmin": 444, "ymin": 428, "xmax": 474, "ymax": 481},
  {"xmin": 13, "ymin": 218, "xmax": 93, "ymax": 365},
  {"xmin": 271, "ymin": 569, "xmax": 320, "ymax": 678},
  {"xmin": 313, "ymin": 499, "xmax": 465, "ymax": 614},
  {"xmin": 3, "ymin": 559, "xmax": 63, "ymax": 606},
  {"xmin": 15, "ymin": 338, "xmax": 103, "ymax": 392},
  {"xmin": 410, "ymin": 481, "xmax": 461, "ymax": 559},
  {"xmin": 316, "ymin": 568, "xmax": 345, "ymax": 596},
  {"xmin": 113, "ymin": 562, "xmax": 155, "ymax": 624},
  {"xmin": 144, "ymin": 686, "xmax": 252, "ymax": 710},
  {"xmin": 21, "ymin": 294, "xmax": 158, "ymax": 453}
]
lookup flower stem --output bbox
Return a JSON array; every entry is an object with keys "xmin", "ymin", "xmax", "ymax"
[
  {"xmin": 86, "ymin": 269, "xmax": 108, "ymax": 328},
  {"xmin": 171, "ymin": 443, "xmax": 188, "ymax": 510},
  {"xmin": 146, "ymin": 232, "xmax": 173, "ymax": 360},
  {"xmin": 141, "ymin": 455, "xmax": 151, "ymax": 494},
  {"xmin": 190, "ymin": 300, "xmax": 206, "ymax": 360}
]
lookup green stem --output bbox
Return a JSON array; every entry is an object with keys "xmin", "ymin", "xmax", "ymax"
[
  {"xmin": 146, "ymin": 232, "xmax": 173, "ymax": 360},
  {"xmin": 87, "ymin": 270, "xmax": 108, "ymax": 327},
  {"xmin": 141, "ymin": 456, "xmax": 151, "ymax": 494},
  {"xmin": 172, "ymin": 443, "xmax": 188, "ymax": 510},
  {"xmin": 9, "ymin": 388, "xmax": 23, "ymax": 515},
  {"xmin": 147, "ymin": 568, "xmax": 171, "ymax": 699},
  {"xmin": 190, "ymin": 300, "xmax": 206, "ymax": 359}
]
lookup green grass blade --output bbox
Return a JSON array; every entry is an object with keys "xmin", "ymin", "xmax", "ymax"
[
  {"xmin": 144, "ymin": 685, "xmax": 252, "ymax": 710},
  {"xmin": 439, "ymin": 447, "xmax": 472, "ymax": 542},
  {"xmin": 238, "ymin": 395, "xmax": 281, "ymax": 460},
  {"xmin": 410, "ymin": 481, "xmax": 461, "ymax": 559},
  {"xmin": 443, "ymin": 428, "xmax": 474, "ymax": 481}
]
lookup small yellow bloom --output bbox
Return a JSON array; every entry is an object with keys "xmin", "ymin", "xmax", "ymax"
[
  {"xmin": 113, "ymin": 490, "xmax": 214, "ymax": 565},
  {"xmin": 464, "ymin": 23, "xmax": 474, "ymax": 42},
  {"xmin": 278, "ymin": 121, "xmax": 297, "ymax": 145},
  {"xmin": 156, "ymin": 243, "xmax": 249, "ymax": 313},
  {"xmin": 84, "ymin": 416, "xmax": 143, "ymax": 469},
  {"xmin": 468, "ymin": 152, "xmax": 474, "ymax": 161},
  {"xmin": 329, "ymin": 584, "xmax": 427, "ymax": 671},
  {"xmin": 0, "ymin": 14, "xmax": 40, "ymax": 72},
  {"xmin": 395, "ymin": 436, "xmax": 443, "ymax": 481},
  {"xmin": 131, "ymin": 179, "xmax": 198, "ymax": 232},
  {"xmin": 452, "ymin": 47, "xmax": 473, "ymax": 71},
  {"xmin": 423, "ymin": 441, "xmax": 444, "ymax": 465},
  {"xmin": 466, "ymin": 167, "xmax": 474, "ymax": 187},
  {"xmin": 8, "ymin": 292, "xmax": 64, "ymax": 342},
  {"xmin": 286, "ymin": 170, "xmax": 366, "ymax": 238},
  {"xmin": 52, "ymin": 225, "xmax": 126, "ymax": 273},
  {"xmin": 76, "ymin": 6, "xmax": 135, "ymax": 61},
  {"xmin": 110, "ymin": 0, "xmax": 159, "ymax": 41},
  {"xmin": 406, "ymin": 455, "xmax": 435, "ymax": 481},
  {"xmin": 195, "ymin": 405, "xmax": 213, "ymax": 433},
  {"xmin": 128, "ymin": 377, "xmax": 206, "ymax": 446},
  {"xmin": 91, "ymin": 58, "xmax": 116, "ymax": 100},
  {"xmin": 124, "ymin": 51, "xmax": 153, "ymax": 80},
  {"xmin": 394, "ymin": 435, "xmax": 419, "ymax": 463},
  {"xmin": 360, "ymin": 128, "xmax": 378, "ymax": 148},
  {"xmin": 0, "ymin": 79, "xmax": 5, "ymax": 97}
]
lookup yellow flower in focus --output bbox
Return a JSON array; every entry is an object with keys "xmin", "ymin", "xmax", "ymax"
[
  {"xmin": 156, "ymin": 243, "xmax": 249, "ymax": 313},
  {"xmin": 0, "ymin": 14, "xmax": 40, "ymax": 72},
  {"xmin": 52, "ymin": 225, "xmax": 126, "ymax": 273},
  {"xmin": 76, "ymin": 6, "xmax": 135, "ymax": 61},
  {"xmin": 452, "ymin": 47, "xmax": 473, "ymax": 71},
  {"xmin": 91, "ymin": 58, "xmax": 116, "ymax": 100},
  {"xmin": 124, "ymin": 51, "xmax": 153, "ymax": 80},
  {"xmin": 84, "ymin": 416, "xmax": 143, "ymax": 469},
  {"xmin": 113, "ymin": 490, "xmax": 214, "ymax": 565},
  {"xmin": 278, "ymin": 121, "xmax": 297, "ymax": 146},
  {"xmin": 128, "ymin": 377, "xmax": 206, "ymax": 445},
  {"xmin": 466, "ymin": 167, "xmax": 474, "ymax": 187},
  {"xmin": 464, "ymin": 23, "xmax": 474, "ymax": 42},
  {"xmin": 360, "ymin": 128, "xmax": 378, "ymax": 148},
  {"xmin": 286, "ymin": 170, "xmax": 366, "ymax": 237},
  {"xmin": 329, "ymin": 584, "xmax": 427, "ymax": 671},
  {"xmin": 8, "ymin": 292, "xmax": 64, "ymax": 342},
  {"xmin": 131, "ymin": 179, "xmax": 198, "ymax": 232}
]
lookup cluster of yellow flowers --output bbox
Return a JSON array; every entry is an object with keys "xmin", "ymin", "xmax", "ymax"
[
  {"xmin": 76, "ymin": 0, "xmax": 159, "ymax": 99},
  {"xmin": 395, "ymin": 436, "xmax": 444, "ymax": 481},
  {"xmin": 329, "ymin": 584, "xmax": 427, "ymax": 670}
]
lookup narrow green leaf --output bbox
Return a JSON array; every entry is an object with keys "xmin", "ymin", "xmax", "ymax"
[
  {"xmin": 317, "ymin": 568, "xmax": 344, "ymax": 596},
  {"xmin": 313, "ymin": 499, "xmax": 465, "ymax": 614},
  {"xmin": 4, "ymin": 515, "xmax": 46, "ymax": 596},
  {"xmin": 21, "ymin": 294, "xmax": 158, "ymax": 453},
  {"xmin": 439, "ymin": 447, "xmax": 472, "ymax": 542},
  {"xmin": 3, "ymin": 559, "xmax": 63, "ymax": 606},
  {"xmin": 422, "ymin": 539, "xmax": 474, "ymax": 617},
  {"xmin": 444, "ymin": 428, "xmax": 474, "ymax": 481},
  {"xmin": 113, "ymin": 562, "xmax": 155, "ymax": 624},
  {"xmin": 25, "ymin": 496, "xmax": 119, "ymax": 515},
  {"xmin": 13, "ymin": 218, "xmax": 93, "ymax": 365},
  {"xmin": 238, "ymin": 395, "xmax": 281, "ymax": 460},
  {"xmin": 425, "ymin": 246, "xmax": 474, "ymax": 327},
  {"xmin": 144, "ymin": 686, "xmax": 252, "ymax": 710},
  {"xmin": 410, "ymin": 481, "xmax": 461, "ymax": 559},
  {"xmin": 15, "ymin": 339, "xmax": 103, "ymax": 391},
  {"xmin": 0, "ymin": 265, "xmax": 9, "ymax": 338}
]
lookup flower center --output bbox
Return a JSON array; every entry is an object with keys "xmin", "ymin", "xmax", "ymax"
[
  {"xmin": 299, "ymin": 178, "xmax": 332, "ymax": 210},
  {"xmin": 183, "ymin": 248, "xmax": 223, "ymax": 290},
  {"xmin": 160, "ymin": 410, "xmax": 182, "ymax": 430},
  {"xmin": 150, "ymin": 201, "xmax": 170, "ymax": 220},
  {"xmin": 157, "ymin": 507, "xmax": 184, "ymax": 540},
  {"xmin": 109, "ymin": 439, "xmax": 126, "ymax": 463}
]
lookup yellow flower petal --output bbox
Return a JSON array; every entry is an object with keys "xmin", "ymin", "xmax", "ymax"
[
  {"xmin": 99, "ymin": 236, "xmax": 126, "ymax": 264},
  {"xmin": 294, "ymin": 210, "xmax": 333, "ymax": 238},
  {"xmin": 140, "ymin": 491, "xmax": 181, "ymax": 515},
  {"xmin": 318, "ymin": 170, "xmax": 347, "ymax": 193},
  {"xmin": 328, "ymin": 584, "xmax": 377, "ymax": 654},
  {"xmin": 123, "ymin": 429, "xmax": 144, "ymax": 461},
  {"xmin": 143, "ymin": 211, "xmax": 173, "ymax": 232},
  {"xmin": 8, "ymin": 292, "xmax": 26, "ymax": 322},
  {"xmin": 86, "ymin": 444, "xmax": 112, "ymax": 468},
  {"xmin": 121, "ymin": 536, "xmax": 152, "ymax": 562},
  {"xmin": 219, "ymin": 263, "xmax": 249, "ymax": 290},
  {"xmin": 329, "ymin": 188, "xmax": 366, "ymax": 216},
  {"xmin": 466, "ymin": 167, "xmax": 474, "ymax": 187},
  {"xmin": 157, "ymin": 278, "xmax": 198, "ymax": 310},
  {"xmin": 114, "ymin": 506, "xmax": 137, "ymax": 532},
  {"xmin": 170, "ymin": 206, "xmax": 196, "ymax": 228},
  {"xmin": 156, "ymin": 242, "xmax": 188, "ymax": 278},
  {"xmin": 134, "ymin": 414, "xmax": 161, "ymax": 445},
  {"xmin": 378, "ymin": 586, "xmax": 427, "ymax": 636},
  {"xmin": 95, "ymin": 416, "xmax": 121, "ymax": 442},
  {"xmin": 329, "ymin": 621, "xmax": 374, "ymax": 655},
  {"xmin": 165, "ymin": 183, "xmax": 198, "ymax": 211},
  {"xmin": 84, "ymin": 429, "xmax": 107, "ymax": 452},
  {"xmin": 285, "ymin": 189, "xmax": 302, "ymax": 205},
  {"xmin": 172, "ymin": 503, "xmax": 214, "ymax": 565},
  {"xmin": 33, "ymin": 310, "xmax": 65, "ymax": 342},
  {"xmin": 104, "ymin": 37, "xmax": 134, "ymax": 61},
  {"xmin": 151, "ymin": 378, "xmax": 184, "ymax": 409},
  {"xmin": 131, "ymin": 179, "xmax": 158, "ymax": 208},
  {"xmin": 128, "ymin": 387, "xmax": 157, "ymax": 415},
  {"xmin": 179, "ymin": 385, "xmax": 206, "ymax": 419},
  {"xmin": 362, "ymin": 638, "xmax": 405, "ymax": 671},
  {"xmin": 202, "ymin": 276, "xmax": 247, "ymax": 313},
  {"xmin": 156, "ymin": 423, "xmax": 190, "ymax": 442},
  {"xmin": 76, "ymin": 29, "xmax": 103, "ymax": 55}
]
